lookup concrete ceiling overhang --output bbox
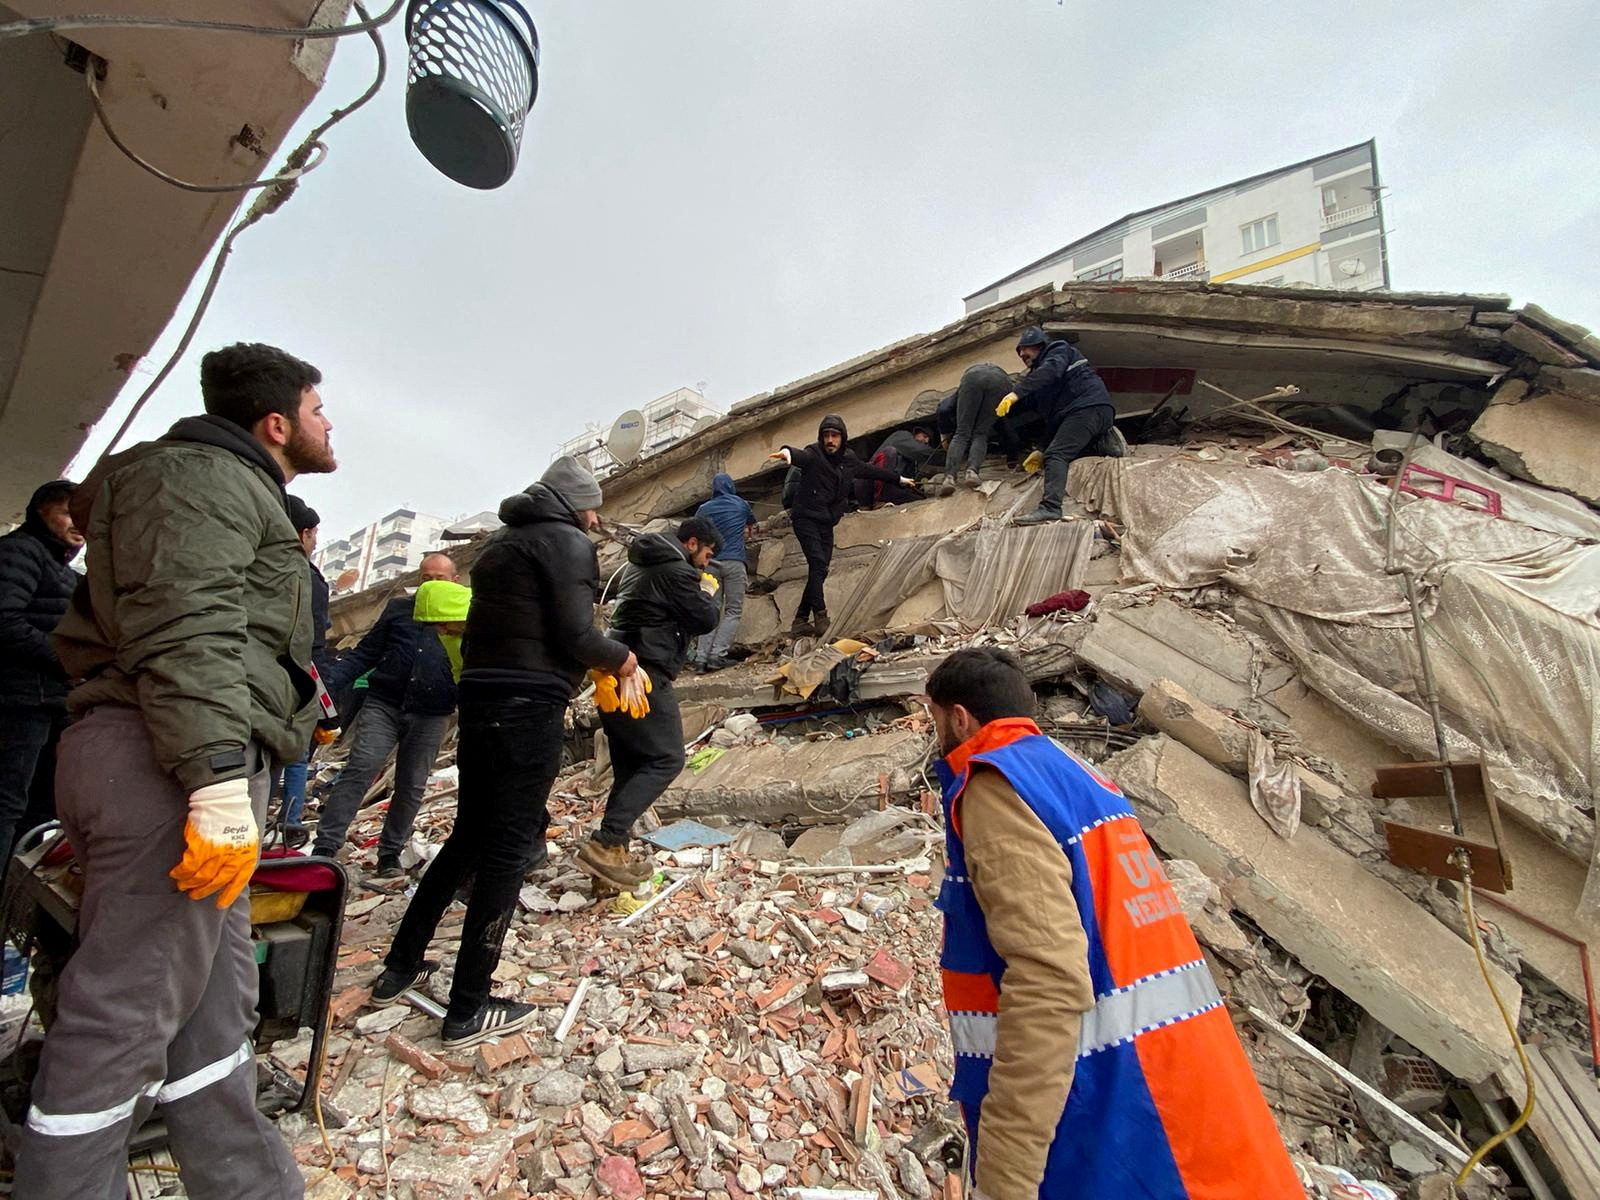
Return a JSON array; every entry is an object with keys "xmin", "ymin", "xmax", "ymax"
[{"xmin": 0, "ymin": 0, "xmax": 352, "ymax": 522}]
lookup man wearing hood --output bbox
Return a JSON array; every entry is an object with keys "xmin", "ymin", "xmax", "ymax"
[
  {"xmin": 1000, "ymin": 327, "xmax": 1123, "ymax": 525},
  {"xmin": 772, "ymin": 415, "xmax": 911, "ymax": 636},
  {"xmin": 582, "ymin": 517, "xmax": 722, "ymax": 891},
  {"xmin": 273, "ymin": 494, "xmax": 332, "ymax": 847},
  {"xmin": 17, "ymin": 343, "xmax": 334, "ymax": 1200},
  {"xmin": 691, "ymin": 473, "xmax": 757, "ymax": 672},
  {"xmin": 0, "ymin": 479, "xmax": 83, "ymax": 878},
  {"xmin": 371, "ymin": 456, "xmax": 639, "ymax": 1050}
]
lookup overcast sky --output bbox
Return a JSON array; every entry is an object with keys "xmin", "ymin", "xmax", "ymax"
[{"xmin": 70, "ymin": 0, "xmax": 1600, "ymax": 540}]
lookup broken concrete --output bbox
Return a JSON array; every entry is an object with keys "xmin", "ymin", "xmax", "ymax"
[
  {"xmin": 1105, "ymin": 734, "xmax": 1519, "ymax": 1081},
  {"xmin": 659, "ymin": 728, "xmax": 930, "ymax": 823},
  {"xmin": 1077, "ymin": 598, "xmax": 1293, "ymax": 723},
  {"xmin": 1471, "ymin": 380, "xmax": 1600, "ymax": 505}
]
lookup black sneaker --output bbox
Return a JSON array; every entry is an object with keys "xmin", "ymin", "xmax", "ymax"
[
  {"xmin": 370, "ymin": 855, "xmax": 405, "ymax": 881},
  {"xmin": 370, "ymin": 960, "xmax": 439, "ymax": 1008},
  {"xmin": 441, "ymin": 998, "xmax": 539, "ymax": 1050}
]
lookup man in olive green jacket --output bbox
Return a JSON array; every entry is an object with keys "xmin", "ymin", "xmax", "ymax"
[{"xmin": 16, "ymin": 343, "xmax": 336, "ymax": 1200}]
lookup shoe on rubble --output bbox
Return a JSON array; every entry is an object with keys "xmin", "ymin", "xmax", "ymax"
[
  {"xmin": 703, "ymin": 655, "xmax": 734, "ymax": 672},
  {"xmin": 370, "ymin": 854, "xmax": 405, "ymax": 881},
  {"xmin": 370, "ymin": 960, "xmax": 439, "ymax": 1008},
  {"xmin": 789, "ymin": 616, "xmax": 814, "ymax": 638},
  {"xmin": 812, "ymin": 611, "xmax": 831, "ymax": 637},
  {"xmin": 576, "ymin": 837, "xmax": 653, "ymax": 892},
  {"xmin": 962, "ymin": 470, "xmax": 982, "ymax": 489},
  {"xmin": 442, "ymin": 998, "xmax": 539, "ymax": 1050},
  {"xmin": 1015, "ymin": 506, "xmax": 1063, "ymax": 526}
]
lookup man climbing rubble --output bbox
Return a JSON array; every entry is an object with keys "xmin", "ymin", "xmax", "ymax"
[
  {"xmin": 1003, "ymin": 326, "xmax": 1124, "ymax": 525},
  {"xmin": 924, "ymin": 647, "xmax": 1301, "ymax": 1199},
  {"xmin": 690, "ymin": 472, "xmax": 757, "ymax": 672},
  {"xmin": 371, "ymin": 456, "xmax": 639, "ymax": 1049},
  {"xmin": 312, "ymin": 551, "xmax": 462, "ymax": 878},
  {"xmin": 18, "ymin": 343, "xmax": 335, "ymax": 1199},
  {"xmin": 771, "ymin": 414, "xmax": 911, "ymax": 637},
  {"xmin": 580, "ymin": 516, "xmax": 722, "ymax": 893},
  {"xmin": 854, "ymin": 425, "xmax": 935, "ymax": 509},
  {"xmin": 936, "ymin": 362, "xmax": 1016, "ymax": 493}
]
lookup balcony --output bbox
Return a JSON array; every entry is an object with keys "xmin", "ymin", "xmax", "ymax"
[
  {"xmin": 1165, "ymin": 261, "xmax": 1209, "ymax": 281},
  {"xmin": 1320, "ymin": 202, "xmax": 1377, "ymax": 232}
]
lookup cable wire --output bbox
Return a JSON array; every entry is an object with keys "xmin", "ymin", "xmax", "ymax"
[
  {"xmin": 86, "ymin": 66, "xmax": 329, "ymax": 194},
  {"xmin": 1455, "ymin": 869, "xmax": 1536, "ymax": 1185},
  {"xmin": 0, "ymin": 1, "xmax": 403, "ymax": 43},
  {"xmin": 93, "ymin": 0, "xmax": 388, "ymax": 462}
]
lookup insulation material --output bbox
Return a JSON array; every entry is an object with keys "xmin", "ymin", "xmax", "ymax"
[
  {"xmin": 829, "ymin": 521, "xmax": 1094, "ymax": 638},
  {"xmin": 1072, "ymin": 455, "xmax": 1600, "ymax": 913}
]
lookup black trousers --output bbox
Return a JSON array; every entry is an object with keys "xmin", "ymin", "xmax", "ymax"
[
  {"xmin": 792, "ymin": 515, "xmax": 835, "ymax": 620},
  {"xmin": 1040, "ymin": 405, "xmax": 1116, "ymax": 512},
  {"xmin": 0, "ymin": 706, "xmax": 63, "ymax": 880},
  {"xmin": 385, "ymin": 695, "xmax": 564, "ymax": 1022},
  {"xmin": 596, "ymin": 678, "xmax": 683, "ymax": 846}
]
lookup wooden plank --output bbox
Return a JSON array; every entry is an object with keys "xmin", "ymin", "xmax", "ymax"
[
  {"xmin": 1372, "ymin": 760, "xmax": 1487, "ymax": 799},
  {"xmin": 1540, "ymin": 1041, "xmax": 1600, "ymax": 1142},
  {"xmin": 1514, "ymin": 1058, "xmax": 1600, "ymax": 1200},
  {"xmin": 1382, "ymin": 820, "xmax": 1511, "ymax": 892}
]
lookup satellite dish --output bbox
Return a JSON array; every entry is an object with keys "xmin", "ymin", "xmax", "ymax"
[
  {"xmin": 1337, "ymin": 257, "xmax": 1367, "ymax": 278},
  {"xmin": 606, "ymin": 409, "xmax": 647, "ymax": 463},
  {"xmin": 690, "ymin": 414, "xmax": 719, "ymax": 434}
]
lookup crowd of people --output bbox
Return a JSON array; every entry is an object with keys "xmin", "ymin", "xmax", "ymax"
[{"xmin": 0, "ymin": 336, "xmax": 1298, "ymax": 1200}]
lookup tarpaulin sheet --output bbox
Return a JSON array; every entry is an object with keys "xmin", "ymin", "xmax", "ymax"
[
  {"xmin": 829, "ymin": 521, "xmax": 1094, "ymax": 638},
  {"xmin": 1072, "ymin": 455, "xmax": 1600, "ymax": 913}
]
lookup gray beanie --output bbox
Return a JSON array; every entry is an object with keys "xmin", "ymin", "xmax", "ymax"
[{"xmin": 539, "ymin": 455, "xmax": 603, "ymax": 511}]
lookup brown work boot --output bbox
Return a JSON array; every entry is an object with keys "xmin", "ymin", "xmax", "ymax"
[
  {"xmin": 576, "ymin": 837, "xmax": 653, "ymax": 892},
  {"xmin": 789, "ymin": 615, "xmax": 814, "ymax": 638}
]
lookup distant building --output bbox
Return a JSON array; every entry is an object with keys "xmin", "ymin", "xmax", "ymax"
[
  {"xmin": 316, "ymin": 507, "xmax": 452, "ymax": 596},
  {"xmin": 964, "ymin": 140, "xmax": 1389, "ymax": 314},
  {"xmin": 559, "ymin": 387, "xmax": 721, "ymax": 478}
]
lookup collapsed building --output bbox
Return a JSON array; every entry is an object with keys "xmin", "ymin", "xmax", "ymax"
[{"xmin": 295, "ymin": 280, "xmax": 1600, "ymax": 1200}]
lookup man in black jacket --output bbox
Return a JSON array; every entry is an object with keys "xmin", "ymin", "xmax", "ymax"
[
  {"xmin": 311, "ymin": 551, "xmax": 460, "ymax": 876},
  {"xmin": 0, "ymin": 480, "xmax": 81, "ymax": 875},
  {"xmin": 773, "ymin": 414, "xmax": 910, "ymax": 637},
  {"xmin": 1002, "ymin": 327, "xmax": 1122, "ymax": 524},
  {"xmin": 373, "ymin": 456, "xmax": 638, "ymax": 1049},
  {"xmin": 580, "ymin": 517, "xmax": 721, "ymax": 891},
  {"xmin": 275, "ymin": 495, "xmax": 332, "ymax": 845}
]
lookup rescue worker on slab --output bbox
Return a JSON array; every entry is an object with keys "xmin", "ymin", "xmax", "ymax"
[
  {"xmin": 1003, "ymin": 326, "xmax": 1122, "ymax": 525},
  {"xmin": 770, "ymin": 414, "xmax": 911, "ymax": 637},
  {"xmin": 939, "ymin": 363, "xmax": 1016, "ymax": 493},
  {"xmin": 578, "ymin": 516, "xmax": 722, "ymax": 892},
  {"xmin": 18, "ymin": 343, "xmax": 335, "ymax": 1200},
  {"xmin": 690, "ymin": 473, "xmax": 757, "ymax": 673},
  {"xmin": 924, "ymin": 647, "xmax": 1302, "ymax": 1200},
  {"xmin": 371, "ymin": 456, "xmax": 639, "ymax": 1049}
]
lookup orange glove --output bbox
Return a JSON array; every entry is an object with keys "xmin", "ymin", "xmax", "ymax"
[
  {"xmin": 170, "ymin": 778, "xmax": 259, "ymax": 908},
  {"xmin": 590, "ymin": 669, "xmax": 622, "ymax": 713},
  {"xmin": 312, "ymin": 726, "xmax": 339, "ymax": 746}
]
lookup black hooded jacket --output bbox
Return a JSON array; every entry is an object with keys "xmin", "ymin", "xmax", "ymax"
[
  {"xmin": 324, "ymin": 592, "xmax": 457, "ymax": 716},
  {"xmin": 0, "ymin": 486, "xmax": 80, "ymax": 710},
  {"xmin": 1013, "ymin": 338, "xmax": 1114, "ymax": 428},
  {"xmin": 607, "ymin": 533, "xmax": 721, "ymax": 681},
  {"xmin": 458, "ymin": 483, "xmax": 631, "ymax": 703},
  {"xmin": 783, "ymin": 415, "xmax": 902, "ymax": 525}
]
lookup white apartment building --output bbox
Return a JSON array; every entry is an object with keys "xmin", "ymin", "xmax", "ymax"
[
  {"xmin": 315, "ymin": 507, "xmax": 452, "ymax": 596},
  {"xmin": 559, "ymin": 386, "xmax": 721, "ymax": 478},
  {"xmin": 964, "ymin": 140, "xmax": 1389, "ymax": 314}
]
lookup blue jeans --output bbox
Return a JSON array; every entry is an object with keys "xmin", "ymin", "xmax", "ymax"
[
  {"xmin": 694, "ymin": 559, "xmax": 748, "ymax": 664},
  {"xmin": 278, "ymin": 757, "xmax": 308, "ymax": 827}
]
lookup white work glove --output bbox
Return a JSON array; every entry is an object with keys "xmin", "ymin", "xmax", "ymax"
[
  {"xmin": 170, "ymin": 778, "xmax": 259, "ymax": 908},
  {"xmin": 617, "ymin": 666, "xmax": 653, "ymax": 718},
  {"xmin": 899, "ymin": 477, "xmax": 916, "ymax": 488},
  {"xmin": 700, "ymin": 571, "xmax": 720, "ymax": 596},
  {"xmin": 768, "ymin": 448, "xmax": 793, "ymax": 465}
]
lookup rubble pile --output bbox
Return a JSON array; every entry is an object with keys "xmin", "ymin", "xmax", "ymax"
[{"xmin": 291, "ymin": 283, "xmax": 1600, "ymax": 1199}]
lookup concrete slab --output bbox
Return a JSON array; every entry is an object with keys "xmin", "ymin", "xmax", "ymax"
[
  {"xmin": 1472, "ymin": 384, "xmax": 1600, "ymax": 506},
  {"xmin": 1104, "ymin": 735, "xmax": 1518, "ymax": 1082},
  {"xmin": 660, "ymin": 728, "xmax": 930, "ymax": 824},
  {"xmin": 1077, "ymin": 598, "xmax": 1292, "ymax": 723}
]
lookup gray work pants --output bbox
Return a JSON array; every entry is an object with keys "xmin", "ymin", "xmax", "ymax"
[
  {"xmin": 946, "ymin": 372, "xmax": 1003, "ymax": 479},
  {"xmin": 15, "ymin": 706, "xmax": 301, "ymax": 1200},
  {"xmin": 311, "ymin": 697, "xmax": 450, "ymax": 860},
  {"xmin": 694, "ymin": 559, "xmax": 748, "ymax": 665}
]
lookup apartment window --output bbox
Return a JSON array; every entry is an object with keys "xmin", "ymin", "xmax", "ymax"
[
  {"xmin": 1075, "ymin": 259, "xmax": 1124, "ymax": 283},
  {"xmin": 1240, "ymin": 215, "xmax": 1279, "ymax": 255}
]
